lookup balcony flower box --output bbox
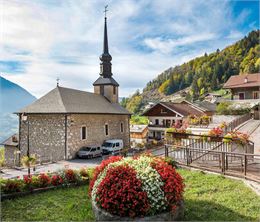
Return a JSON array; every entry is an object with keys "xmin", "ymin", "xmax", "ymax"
[
  {"xmin": 209, "ymin": 136, "xmax": 223, "ymax": 142},
  {"xmin": 173, "ymin": 133, "xmax": 189, "ymax": 139}
]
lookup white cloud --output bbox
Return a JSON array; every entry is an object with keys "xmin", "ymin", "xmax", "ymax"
[
  {"xmin": 0, "ymin": 0, "xmax": 256, "ymax": 98},
  {"xmin": 143, "ymin": 33, "xmax": 217, "ymax": 54}
]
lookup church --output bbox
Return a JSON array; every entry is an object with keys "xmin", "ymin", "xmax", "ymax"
[{"xmin": 16, "ymin": 14, "xmax": 131, "ymax": 162}]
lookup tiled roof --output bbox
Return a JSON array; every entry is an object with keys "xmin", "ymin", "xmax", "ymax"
[
  {"xmin": 130, "ymin": 124, "xmax": 147, "ymax": 133},
  {"xmin": 223, "ymin": 73, "xmax": 260, "ymax": 89},
  {"xmin": 160, "ymin": 102, "xmax": 205, "ymax": 116},
  {"xmin": 17, "ymin": 86, "xmax": 130, "ymax": 115}
]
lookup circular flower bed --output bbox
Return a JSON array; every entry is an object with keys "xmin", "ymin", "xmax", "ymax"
[{"xmin": 90, "ymin": 155, "xmax": 185, "ymax": 219}]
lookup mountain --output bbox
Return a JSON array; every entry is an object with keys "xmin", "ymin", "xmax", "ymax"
[
  {"xmin": 0, "ymin": 76, "xmax": 36, "ymax": 142},
  {"xmin": 123, "ymin": 30, "xmax": 260, "ymax": 114}
]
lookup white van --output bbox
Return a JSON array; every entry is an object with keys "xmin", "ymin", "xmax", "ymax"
[
  {"xmin": 77, "ymin": 145, "xmax": 102, "ymax": 159},
  {"xmin": 102, "ymin": 139, "xmax": 124, "ymax": 155}
]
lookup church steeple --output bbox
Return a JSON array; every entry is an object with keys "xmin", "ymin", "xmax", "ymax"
[
  {"xmin": 99, "ymin": 6, "xmax": 112, "ymax": 78},
  {"xmin": 93, "ymin": 5, "xmax": 119, "ymax": 103}
]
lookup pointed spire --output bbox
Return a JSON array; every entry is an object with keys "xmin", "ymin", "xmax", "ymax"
[
  {"xmin": 99, "ymin": 5, "xmax": 112, "ymax": 78},
  {"xmin": 103, "ymin": 5, "xmax": 109, "ymax": 54}
]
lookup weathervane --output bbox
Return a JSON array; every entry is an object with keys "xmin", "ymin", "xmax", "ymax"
[
  {"xmin": 104, "ymin": 5, "xmax": 108, "ymax": 18},
  {"xmin": 56, "ymin": 77, "xmax": 60, "ymax": 87}
]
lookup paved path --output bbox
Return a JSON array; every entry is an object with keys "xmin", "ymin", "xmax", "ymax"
[
  {"xmin": 236, "ymin": 119, "xmax": 260, "ymax": 155},
  {"xmin": 1, "ymin": 157, "xmax": 102, "ymax": 179}
]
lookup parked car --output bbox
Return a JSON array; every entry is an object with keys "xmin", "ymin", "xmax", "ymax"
[
  {"xmin": 77, "ymin": 145, "xmax": 102, "ymax": 159},
  {"xmin": 102, "ymin": 139, "xmax": 124, "ymax": 155}
]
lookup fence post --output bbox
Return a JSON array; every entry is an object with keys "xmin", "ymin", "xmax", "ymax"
[
  {"xmin": 221, "ymin": 152, "xmax": 225, "ymax": 174},
  {"xmin": 225, "ymin": 154, "xmax": 228, "ymax": 170},
  {"xmin": 186, "ymin": 148, "xmax": 190, "ymax": 165},
  {"xmin": 244, "ymin": 155, "xmax": 247, "ymax": 177},
  {"xmin": 165, "ymin": 145, "xmax": 169, "ymax": 157}
]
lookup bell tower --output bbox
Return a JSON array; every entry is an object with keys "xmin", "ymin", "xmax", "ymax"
[{"xmin": 93, "ymin": 6, "xmax": 119, "ymax": 103}]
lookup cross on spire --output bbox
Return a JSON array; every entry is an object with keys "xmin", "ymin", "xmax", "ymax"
[
  {"xmin": 104, "ymin": 5, "xmax": 108, "ymax": 18},
  {"xmin": 56, "ymin": 77, "xmax": 60, "ymax": 87}
]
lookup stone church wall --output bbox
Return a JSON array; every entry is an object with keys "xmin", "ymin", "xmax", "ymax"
[
  {"xmin": 19, "ymin": 113, "xmax": 130, "ymax": 162},
  {"xmin": 20, "ymin": 114, "xmax": 66, "ymax": 163},
  {"xmin": 67, "ymin": 114, "xmax": 130, "ymax": 158}
]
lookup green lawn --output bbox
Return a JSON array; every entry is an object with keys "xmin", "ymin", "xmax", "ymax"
[{"xmin": 1, "ymin": 169, "xmax": 260, "ymax": 221}]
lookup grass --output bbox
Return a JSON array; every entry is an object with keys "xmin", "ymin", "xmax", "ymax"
[{"xmin": 1, "ymin": 169, "xmax": 260, "ymax": 221}]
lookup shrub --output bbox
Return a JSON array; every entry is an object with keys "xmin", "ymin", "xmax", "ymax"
[
  {"xmin": 51, "ymin": 175, "xmax": 63, "ymax": 186},
  {"xmin": 164, "ymin": 157, "xmax": 178, "ymax": 168},
  {"xmin": 79, "ymin": 168, "xmax": 88, "ymax": 177},
  {"xmin": 90, "ymin": 155, "xmax": 184, "ymax": 217},
  {"xmin": 21, "ymin": 155, "xmax": 37, "ymax": 168},
  {"xmin": 0, "ymin": 148, "xmax": 5, "ymax": 167},
  {"xmin": 1, "ymin": 179, "xmax": 24, "ymax": 193},
  {"xmin": 216, "ymin": 102, "xmax": 231, "ymax": 115},
  {"xmin": 216, "ymin": 102, "xmax": 250, "ymax": 115},
  {"xmin": 23, "ymin": 175, "xmax": 42, "ymax": 189},
  {"xmin": 96, "ymin": 165, "xmax": 150, "ymax": 217},
  {"xmin": 38, "ymin": 173, "xmax": 51, "ymax": 187},
  {"xmin": 64, "ymin": 169, "xmax": 76, "ymax": 183}
]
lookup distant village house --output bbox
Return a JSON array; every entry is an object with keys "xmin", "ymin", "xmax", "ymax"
[
  {"xmin": 130, "ymin": 125, "xmax": 148, "ymax": 148},
  {"xmin": 142, "ymin": 101, "xmax": 209, "ymax": 141},
  {"xmin": 0, "ymin": 134, "xmax": 19, "ymax": 167},
  {"xmin": 223, "ymin": 73, "xmax": 260, "ymax": 100}
]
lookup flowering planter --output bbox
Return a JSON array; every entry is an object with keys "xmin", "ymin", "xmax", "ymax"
[
  {"xmin": 173, "ymin": 133, "xmax": 188, "ymax": 139},
  {"xmin": 92, "ymin": 200, "xmax": 184, "ymax": 221},
  {"xmin": 1, "ymin": 180, "xmax": 88, "ymax": 201},
  {"xmin": 209, "ymin": 137, "xmax": 222, "ymax": 142}
]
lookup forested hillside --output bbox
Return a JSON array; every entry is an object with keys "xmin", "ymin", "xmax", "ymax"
[{"xmin": 123, "ymin": 30, "xmax": 259, "ymax": 114}]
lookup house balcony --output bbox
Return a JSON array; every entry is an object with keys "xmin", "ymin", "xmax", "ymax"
[{"xmin": 148, "ymin": 124, "xmax": 170, "ymax": 131}]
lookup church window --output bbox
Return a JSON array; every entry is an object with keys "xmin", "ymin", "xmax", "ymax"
[
  {"xmin": 120, "ymin": 122, "xmax": 124, "ymax": 133},
  {"xmin": 105, "ymin": 124, "xmax": 109, "ymax": 136},
  {"xmin": 100, "ymin": 85, "xmax": 104, "ymax": 95},
  {"xmin": 113, "ymin": 86, "xmax": 116, "ymax": 95},
  {"xmin": 81, "ymin": 126, "xmax": 87, "ymax": 140}
]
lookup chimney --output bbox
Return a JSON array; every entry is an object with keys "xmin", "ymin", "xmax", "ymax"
[
  {"xmin": 12, "ymin": 136, "xmax": 18, "ymax": 142},
  {"xmin": 244, "ymin": 76, "xmax": 248, "ymax": 83}
]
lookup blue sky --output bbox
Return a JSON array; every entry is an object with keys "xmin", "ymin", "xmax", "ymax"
[{"xmin": 1, "ymin": 0, "xmax": 259, "ymax": 98}]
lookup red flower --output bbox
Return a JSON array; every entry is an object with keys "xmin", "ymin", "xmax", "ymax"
[
  {"xmin": 89, "ymin": 156, "xmax": 122, "ymax": 195},
  {"xmin": 151, "ymin": 159, "xmax": 184, "ymax": 212},
  {"xmin": 51, "ymin": 175, "xmax": 63, "ymax": 186},
  {"xmin": 38, "ymin": 173, "xmax": 51, "ymax": 187},
  {"xmin": 23, "ymin": 175, "xmax": 32, "ymax": 184},
  {"xmin": 95, "ymin": 165, "xmax": 150, "ymax": 217},
  {"xmin": 64, "ymin": 169, "xmax": 76, "ymax": 183}
]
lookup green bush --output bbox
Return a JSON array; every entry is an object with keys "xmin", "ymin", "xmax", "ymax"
[
  {"xmin": 130, "ymin": 115, "xmax": 149, "ymax": 125},
  {"xmin": 0, "ymin": 147, "xmax": 5, "ymax": 167},
  {"xmin": 164, "ymin": 157, "xmax": 178, "ymax": 168},
  {"xmin": 216, "ymin": 102, "xmax": 250, "ymax": 115}
]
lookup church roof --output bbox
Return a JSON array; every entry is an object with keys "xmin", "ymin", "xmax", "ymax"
[
  {"xmin": 93, "ymin": 76, "xmax": 119, "ymax": 86},
  {"xmin": 16, "ymin": 86, "xmax": 130, "ymax": 115}
]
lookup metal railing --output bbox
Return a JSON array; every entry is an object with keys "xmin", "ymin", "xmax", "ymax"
[{"xmin": 164, "ymin": 145, "xmax": 260, "ymax": 182}]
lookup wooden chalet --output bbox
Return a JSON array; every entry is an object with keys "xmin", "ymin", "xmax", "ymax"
[{"xmin": 142, "ymin": 101, "xmax": 208, "ymax": 141}]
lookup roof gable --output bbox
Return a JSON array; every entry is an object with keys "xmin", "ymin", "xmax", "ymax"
[
  {"xmin": 143, "ymin": 103, "xmax": 183, "ymax": 117},
  {"xmin": 143, "ymin": 102, "xmax": 206, "ymax": 117}
]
